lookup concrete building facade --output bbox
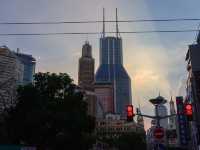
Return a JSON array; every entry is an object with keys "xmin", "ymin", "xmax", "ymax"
[
  {"xmin": 94, "ymin": 82, "xmax": 114, "ymax": 116},
  {"xmin": 185, "ymin": 32, "xmax": 200, "ymax": 150},
  {"xmin": 78, "ymin": 42, "xmax": 96, "ymax": 117},
  {"xmin": 0, "ymin": 46, "xmax": 24, "ymax": 112},
  {"xmin": 96, "ymin": 113, "xmax": 144, "ymax": 139}
]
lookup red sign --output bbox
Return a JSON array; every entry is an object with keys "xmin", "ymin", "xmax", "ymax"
[{"xmin": 154, "ymin": 127, "xmax": 164, "ymax": 139}]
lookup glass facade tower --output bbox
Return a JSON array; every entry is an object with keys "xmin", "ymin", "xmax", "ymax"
[
  {"xmin": 15, "ymin": 51, "xmax": 36, "ymax": 85},
  {"xmin": 95, "ymin": 36, "xmax": 132, "ymax": 116}
]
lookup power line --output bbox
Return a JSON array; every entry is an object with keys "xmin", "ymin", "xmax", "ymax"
[
  {"xmin": 0, "ymin": 18, "xmax": 200, "ymax": 25},
  {"xmin": 0, "ymin": 30, "xmax": 198, "ymax": 36}
]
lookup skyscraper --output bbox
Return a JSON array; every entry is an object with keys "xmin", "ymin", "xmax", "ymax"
[
  {"xmin": 15, "ymin": 48, "xmax": 36, "ymax": 85},
  {"xmin": 78, "ymin": 42, "xmax": 95, "ymax": 91},
  {"xmin": 95, "ymin": 9, "xmax": 132, "ymax": 116},
  {"xmin": 185, "ymin": 30, "xmax": 200, "ymax": 150},
  {"xmin": 78, "ymin": 41, "xmax": 96, "ymax": 117},
  {"xmin": 0, "ymin": 46, "xmax": 24, "ymax": 112}
]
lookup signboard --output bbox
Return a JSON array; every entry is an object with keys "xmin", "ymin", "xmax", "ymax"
[
  {"xmin": 154, "ymin": 127, "xmax": 164, "ymax": 140},
  {"xmin": 176, "ymin": 96, "xmax": 189, "ymax": 146},
  {"xmin": 166, "ymin": 129, "xmax": 177, "ymax": 145}
]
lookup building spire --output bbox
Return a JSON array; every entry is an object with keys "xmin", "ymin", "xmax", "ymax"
[
  {"xmin": 197, "ymin": 30, "xmax": 200, "ymax": 44},
  {"xmin": 170, "ymin": 96, "xmax": 173, "ymax": 102},
  {"xmin": 116, "ymin": 8, "xmax": 120, "ymax": 38},
  {"xmin": 102, "ymin": 8, "xmax": 105, "ymax": 38}
]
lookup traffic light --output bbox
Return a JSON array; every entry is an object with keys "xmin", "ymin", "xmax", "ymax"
[
  {"xmin": 126, "ymin": 105, "xmax": 135, "ymax": 122},
  {"xmin": 184, "ymin": 103, "xmax": 193, "ymax": 121}
]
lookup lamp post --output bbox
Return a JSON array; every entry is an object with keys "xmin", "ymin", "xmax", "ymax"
[{"xmin": 136, "ymin": 95, "xmax": 175, "ymax": 150}]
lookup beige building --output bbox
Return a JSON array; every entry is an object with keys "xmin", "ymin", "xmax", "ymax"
[
  {"xmin": 96, "ymin": 113, "xmax": 145, "ymax": 138},
  {"xmin": 78, "ymin": 42, "xmax": 96, "ymax": 117},
  {"xmin": 0, "ymin": 46, "xmax": 24, "ymax": 112},
  {"xmin": 94, "ymin": 82, "xmax": 114, "ymax": 116}
]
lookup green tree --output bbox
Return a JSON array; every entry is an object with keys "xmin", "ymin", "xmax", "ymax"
[
  {"xmin": 115, "ymin": 132, "xmax": 147, "ymax": 150},
  {"xmin": 3, "ymin": 72, "xmax": 95, "ymax": 150}
]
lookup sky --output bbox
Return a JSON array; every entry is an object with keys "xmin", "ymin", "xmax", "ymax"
[{"xmin": 1, "ymin": 0, "xmax": 200, "ymax": 129}]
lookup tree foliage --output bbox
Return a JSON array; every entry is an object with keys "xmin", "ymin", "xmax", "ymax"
[
  {"xmin": 1, "ymin": 72, "xmax": 95, "ymax": 150},
  {"xmin": 115, "ymin": 132, "xmax": 147, "ymax": 150}
]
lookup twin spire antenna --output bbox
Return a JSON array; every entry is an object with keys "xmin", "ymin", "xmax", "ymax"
[
  {"xmin": 102, "ymin": 8, "xmax": 120, "ymax": 38},
  {"xmin": 116, "ymin": 8, "xmax": 120, "ymax": 37},
  {"xmin": 102, "ymin": 8, "xmax": 105, "ymax": 38}
]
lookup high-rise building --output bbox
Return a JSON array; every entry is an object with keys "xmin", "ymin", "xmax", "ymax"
[
  {"xmin": 95, "ymin": 9, "xmax": 132, "ymax": 116},
  {"xmin": 15, "ymin": 48, "xmax": 36, "ymax": 85},
  {"xmin": 78, "ymin": 42, "xmax": 96, "ymax": 117},
  {"xmin": 78, "ymin": 42, "xmax": 95, "ymax": 91},
  {"xmin": 0, "ymin": 46, "xmax": 24, "ymax": 112},
  {"xmin": 185, "ymin": 30, "xmax": 200, "ymax": 150}
]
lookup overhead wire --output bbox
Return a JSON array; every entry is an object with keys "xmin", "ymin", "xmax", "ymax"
[
  {"xmin": 0, "ymin": 30, "xmax": 198, "ymax": 36},
  {"xmin": 0, "ymin": 18, "xmax": 200, "ymax": 24}
]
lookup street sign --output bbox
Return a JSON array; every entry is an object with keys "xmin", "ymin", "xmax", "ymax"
[{"xmin": 154, "ymin": 127, "xmax": 164, "ymax": 140}]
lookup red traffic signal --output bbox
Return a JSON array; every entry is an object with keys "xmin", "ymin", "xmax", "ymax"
[
  {"xmin": 126, "ymin": 105, "xmax": 135, "ymax": 122},
  {"xmin": 184, "ymin": 103, "xmax": 193, "ymax": 121},
  {"xmin": 154, "ymin": 127, "xmax": 164, "ymax": 140}
]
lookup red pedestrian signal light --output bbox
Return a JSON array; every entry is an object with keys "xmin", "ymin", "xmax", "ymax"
[
  {"xmin": 126, "ymin": 105, "xmax": 135, "ymax": 122},
  {"xmin": 154, "ymin": 127, "xmax": 164, "ymax": 140},
  {"xmin": 185, "ymin": 103, "xmax": 193, "ymax": 121}
]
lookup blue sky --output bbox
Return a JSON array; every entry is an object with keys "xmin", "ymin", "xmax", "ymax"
[{"xmin": 0, "ymin": 0, "xmax": 200, "ymax": 129}]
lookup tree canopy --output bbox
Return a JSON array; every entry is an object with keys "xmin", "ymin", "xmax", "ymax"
[{"xmin": 1, "ymin": 72, "xmax": 95, "ymax": 150}]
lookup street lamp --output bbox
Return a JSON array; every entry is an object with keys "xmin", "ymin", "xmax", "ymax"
[{"xmin": 149, "ymin": 95, "xmax": 167, "ymax": 127}]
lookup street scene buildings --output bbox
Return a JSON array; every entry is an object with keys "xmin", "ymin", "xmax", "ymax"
[{"xmin": 1, "ymin": 2, "xmax": 200, "ymax": 150}]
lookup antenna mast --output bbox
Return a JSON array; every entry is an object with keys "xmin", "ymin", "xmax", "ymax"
[
  {"xmin": 102, "ymin": 8, "xmax": 105, "ymax": 38},
  {"xmin": 116, "ymin": 8, "xmax": 120, "ymax": 37}
]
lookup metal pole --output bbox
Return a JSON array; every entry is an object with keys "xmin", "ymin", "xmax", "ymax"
[{"xmin": 155, "ymin": 104, "xmax": 160, "ymax": 127}]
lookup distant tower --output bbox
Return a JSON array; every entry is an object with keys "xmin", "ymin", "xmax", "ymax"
[
  {"xmin": 168, "ymin": 97, "xmax": 176, "ymax": 129},
  {"xmin": 95, "ymin": 8, "xmax": 132, "ymax": 116},
  {"xmin": 78, "ymin": 42, "xmax": 96, "ymax": 117},
  {"xmin": 78, "ymin": 41, "xmax": 95, "ymax": 91}
]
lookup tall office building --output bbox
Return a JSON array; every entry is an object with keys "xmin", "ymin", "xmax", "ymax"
[
  {"xmin": 15, "ymin": 48, "xmax": 36, "ymax": 85},
  {"xmin": 185, "ymin": 30, "xmax": 200, "ymax": 150},
  {"xmin": 0, "ymin": 46, "xmax": 24, "ymax": 112},
  {"xmin": 95, "ymin": 9, "xmax": 132, "ymax": 116},
  {"xmin": 78, "ymin": 42, "xmax": 96, "ymax": 117}
]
